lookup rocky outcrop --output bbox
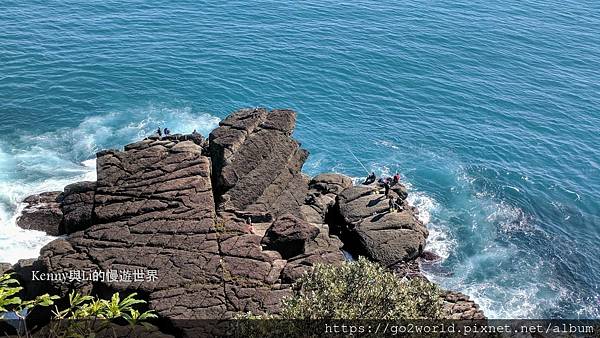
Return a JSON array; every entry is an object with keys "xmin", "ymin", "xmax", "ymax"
[
  {"xmin": 301, "ymin": 173, "xmax": 353, "ymax": 224},
  {"xmin": 261, "ymin": 214, "xmax": 320, "ymax": 259},
  {"xmin": 442, "ymin": 291, "xmax": 486, "ymax": 320},
  {"xmin": 25, "ymin": 117, "xmax": 346, "ymax": 336},
  {"xmin": 336, "ymin": 185, "xmax": 428, "ymax": 266},
  {"xmin": 11, "ymin": 108, "xmax": 485, "ymax": 333},
  {"xmin": 209, "ymin": 108, "xmax": 309, "ymax": 220},
  {"xmin": 61, "ymin": 181, "xmax": 96, "ymax": 234},
  {"xmin": 16, "ymin": 192, "xmax": 63, "ymax": 236}
]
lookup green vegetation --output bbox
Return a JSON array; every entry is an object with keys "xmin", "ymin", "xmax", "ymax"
[
  {"xmin": 0, "ymin": 273, "xmax": 156, "ymax": 337},
  {"xmin": 237, "ymin": 257, "xmax": 443, "ymax": 320},
  {"xmin": 281, "ymin": 257, "xmax": 443, "ymax": 319},
  {"xmin": 0, "ymin": 273, "xmax": 59, "ymax": 320}
]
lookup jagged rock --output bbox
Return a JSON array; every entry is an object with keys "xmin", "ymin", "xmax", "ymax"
[
  {"xmin": 61, "ymin": 181, "xmax": 96, "ymax": 234},
  {"xmin": 421, "ymin": 250, "xmax": 442, "ymax": 262},
  {"xmin": 209, "ymin": 108, "xmax": 309, "ymax": 219},
  {"xmin": 34, "ymin": 132, "xmax": 338, "ymax": 336},
  {"xmin": 442, "ymin": 290, "xmax": 486, "ymax": 320},
  {"xmin": 16, "ymin": 192, "xmax": 63, "ymax": 236},
  {"xmin": 337, "ymin": 186, "xmax": 428, "ymax": 266},
  {"xmin": 0, "ymin": 263, "xmax": 12, "ymax": 275},
  {"xmin": 261, "ymin": 214, "xmax": 320, "ymax": 259},
  {"xmin": 281, "ymin": 224, "xmax": 345, "ymax": 283},
  {"xmin": 391, "ymin": 182, "xmax": 408, "ymax": 201},
  {"xmin": 300, "ymin": 173, "xmax": 351, "ymax": 224},
  {"xmin": 309, "ymin": 173, "xmax": 353, "ymax": 195}
]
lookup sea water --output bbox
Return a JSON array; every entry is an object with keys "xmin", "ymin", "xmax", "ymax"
[{"xmin": 1, "ymin": 0, "xmax": 599, "ymax": 319}]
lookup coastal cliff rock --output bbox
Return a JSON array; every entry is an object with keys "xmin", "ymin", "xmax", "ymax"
[
  {"xmin": 16, "ymin": 192, "xmax": 63, "ymax": 236},
  {"xmin": 11, "ymin": 108, "xmax": 485, "ymax": 333},
  {"xmin": 61, "ymin": 181, "xmax": 96, "ymax": 234},
  {"xmin": 336, "ymin": 185, "xmax": 428, "ymax": 266},
  {"xmin": 301, "ymin": 173, "xmax": 353, "ymax": 224},
  {"xmin": 209, "ymin": 108, "xmax": 309, "ymax": 220},
  {"xmin": 261, "ymin": 214, "xmax": 320, "ymax": 259},
  {"xmin": 20, "ymin": 110, "xmax": 347, "ymax": 335}
]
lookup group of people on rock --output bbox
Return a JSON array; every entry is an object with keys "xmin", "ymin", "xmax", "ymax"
[
  {"xmin": 363, "ymin": 171, "xmax": 404, "ymax": 213},
  {"xmin": 155, "ymin": 127, "xmax": 201, "ymax": 139},
  {"xmin": 156, "ymin": 127, "xmax": 171, "ymax": 138}
]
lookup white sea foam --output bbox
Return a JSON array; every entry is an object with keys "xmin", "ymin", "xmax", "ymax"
[{"xmin": 0, "ymin": 106, "xmax": 220, "ymax": 264}]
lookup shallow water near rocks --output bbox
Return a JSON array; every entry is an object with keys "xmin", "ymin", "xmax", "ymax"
[{"xmin": 1, "ymin": 0, "xmax": 599, "ymax": 319}]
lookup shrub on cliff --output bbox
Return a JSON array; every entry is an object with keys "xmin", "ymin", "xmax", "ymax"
[{"xmin": 280, "ymin": 257, "xmax": 443, "ymax": 319}]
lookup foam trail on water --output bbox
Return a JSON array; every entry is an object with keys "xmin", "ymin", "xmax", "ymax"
[{"xmin": 0, "ymin": 106, "xmax": 220, "ymax": 264}]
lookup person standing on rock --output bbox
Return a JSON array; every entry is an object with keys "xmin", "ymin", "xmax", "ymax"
[
  {"xmin": 164, "ymin": 128, "xmax": 171, "ymax": 136},
  {"xmin": 393, "ymin": 173, "xmax": 401, "ymax": 184},
  {"xmin": 384, "ymin": 180, "xmax": 391, "ymax": 197},
  {"xmin": 246, "ymin": 217, "xmax": 255, "ymax": 234},
  {"xmin": 388, "ymin": 196, "xmax": 396, "ymax": 212},
  {"xmin": 156, "ymin": 127, "xmax": 162, "ymax": 138}
]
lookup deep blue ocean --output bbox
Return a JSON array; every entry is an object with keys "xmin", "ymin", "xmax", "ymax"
[{"xmin": 1, "ymin": 0, "xmax": 599, "ymax": 319}]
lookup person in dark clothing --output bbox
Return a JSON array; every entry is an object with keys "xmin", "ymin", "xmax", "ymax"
[
  {"xmin": 388, "ymin": 196, "xmax": 395, "ymax": 212},
  {"xmin": 164, "ymin": 128, "xmax": 171, "ymax": 136},
  {"xmin": 384, "ymin": 180, "xmax": 390, "ymax": 197},
  {"xmin": 157, "ymin": 127, "xmax": 162, "ymax": 137},
  {"xmin": 393, "ymin": 173, "xmax": 401, "ymax": 184},
  {"xmin": 363, "ymin": 172, "xmax": 376, "ymax": 185}
]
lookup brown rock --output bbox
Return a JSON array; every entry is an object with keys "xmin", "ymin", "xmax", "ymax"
[
  {"xmin": 61, "ymin": 181, "xmax": 96, "ymax": 234},
  {"xmin": 337, "ymin": 186, "xmax": 428, "ymax": 266},
  {"xmin": 261, "ymin": 214, "xmax": 320, "ymax": 259},
  {"xmin": 16, "ymin": 191, "xmax": 63, "ymax": 236},
  {"xmin": 209, "ymin": 108, "xmax": 309, "ymax": 219}
]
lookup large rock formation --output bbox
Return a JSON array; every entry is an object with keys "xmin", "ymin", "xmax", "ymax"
[
  {"xmin": 209, "ymin": 108, "xmax": 309, "ymax": 220},
  {"xmin": 336, "ymin": 184, "xmax": 428, "ymax": 266},
  {"xmin": 10, "ymin": 110, "xmax": 345, "ymax": 336},
  {"xmin": 9, "ymin": 108, "xmax": 484, "ymax": 335}
]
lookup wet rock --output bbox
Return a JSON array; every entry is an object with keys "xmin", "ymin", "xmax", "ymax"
[
  {"xmin": 442, "ymin": 290, "xmax": 486, "ymax": 320},
  {"xmin": 16, "ymin": 192, "xmax": 63, "ymax": 236}
]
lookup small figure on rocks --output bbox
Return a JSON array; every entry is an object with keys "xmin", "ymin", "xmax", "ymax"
[
  {"xmin": 384, "ymin": 180, "xmax": 391, "ymax": 197},
  {"xmin": 393, "ymin": 172, "xmax": 401, "ymax": 184},
  {"xmin": 388, "ymin": 196, "xmax": 396, "ymax": 212},
  {"xmin": 163, "ymin": 128, "xmax": 171, "ymax": 136},
  {"xmin": 246, "ymin": 217, "xmax": 255, "ymax": 234},
  {"xmin": 363, "ymin": 172, "xmax": 376, "ymax": 185},
  {"xmin": 156, "ymin": 127, "xmax": 162, "ymax": 138},
  {"xmin": 192, "ymin": 129, "xmax": 199, "ymax": 135}
]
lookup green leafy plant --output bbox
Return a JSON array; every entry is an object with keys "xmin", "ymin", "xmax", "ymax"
[
  {"xmin": 50, "ymin": 290, "xmax": 157, "ymax": 337},
  {"xmin": 0, "ymin": 273, "xmax": 157, "ymax": 337},
  {"xmin": 0, "ymin": 273, "xmax": 60, "ymax": 337}
]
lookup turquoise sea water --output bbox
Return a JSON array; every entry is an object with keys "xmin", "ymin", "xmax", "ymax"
[{"xmin": 1, "ymin": 1, "xmax": 599, "ymax": 319}]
